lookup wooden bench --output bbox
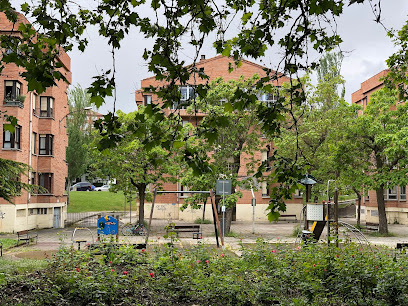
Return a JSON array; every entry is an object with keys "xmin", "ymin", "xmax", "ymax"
[
  {"xmin": 279, "ymin": 214, "xmax": 297, "ymax": 221},
  {"xmin": 365, "ymin": 222, "xmax": 379, "ymax": 231},
  {"xmin": 17, "ymin": 230, "xmax": 38, "ymax": 246},
  {"xmin": 166, "ymin": 225, "xmax": 201, "ymax": 238}
]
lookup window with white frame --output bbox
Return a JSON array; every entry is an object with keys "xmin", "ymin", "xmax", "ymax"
[
  {"xmin": 384, "ymin": 186, "xmax": 398, "ymax": 200},
  {"xmin": 261, "ymin": 145, "xmax": 271, "ymax": 170},
  {"xmin": 258, "ymin": 88, "xmax": 279, "ymax": 107},
  {"xmin": 4, "ymin": 80, "xmax": 21, "ymax": 102},
  {"xmin": 179, "ymin": 183, "xmax": 190, "ymax": 198},
  {"xmin": 400, "ymin": 186, "xmax": 406, "ymax": 201},
  {"xmin": 144, "ymin": 95, "xmax": 152, "ymax": 105},
  {"xmin": 261, "ymin": 181, "xmax": 269, "ymax": 197},
  {"xmin": 39, "ymin": 134, "xmax": 53, "ymax": 155},
  {"xmin": 3, "ymin": 125, "xmax": 21, "ymax": 149},
  {"xmin": 39, "ymin": 96, "xmax": 54, "ymax": 117},
  {"xmin": 171, "ymin": 86, "xmax": 195, "ymax": 109}
]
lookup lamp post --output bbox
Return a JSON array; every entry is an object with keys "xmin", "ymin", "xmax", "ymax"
[
  {"xmin": 300, "ymin": 174, "xmax": 317, "ymax": 230},
  {"xmin": 59, "ymin": 106, "xmax": 93, "ymax": 128}
]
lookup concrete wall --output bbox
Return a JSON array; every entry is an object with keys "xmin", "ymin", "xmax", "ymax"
[
  {"xmin": 0, "ymin": 202, "xmax": 66, "ymax": 233},
  {"xmin": 142, "ymin": 201, "xmax": 304, "ymax": 223}
]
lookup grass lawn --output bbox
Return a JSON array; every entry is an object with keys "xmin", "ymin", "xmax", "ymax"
[{"xmin": 67, "ymin": 191, "xmax": 138, "ymax": 213}]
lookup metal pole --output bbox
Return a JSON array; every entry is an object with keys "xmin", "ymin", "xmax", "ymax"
[
  {"xmin": 202, "ymin": 199, "xmax": 207, "ymax": 223},
  {"xmin": 327, "ymin": 180, "xmax": 335, "ymax": 246},
  {"xmin": 222, "ymin": 181, "xmax": 225, "ymax": 248},
  {"xmin": 145, "ymin": 189, "xmax": 157, "ymax": 245},
  {"xmin": 129, "ymin": 192, "xmax": 132, "ymax": 224},
  {"xmin": 210, "ymin": 191, "xmax": 220, "ymax": 248},
  {"xmin": 210, "ymin": 189, "xmax": 223, "ymax": 247},
  {"xmin": 124, "ymin": 194, "xmax": 126, "ymax": 217},
  {"xmin": 334, "ymin": 184, "xmax": 339, "ymax": 247},
  {"xmin": 251, "ymin": 186, "xmax": 255, "ymax": 234}
]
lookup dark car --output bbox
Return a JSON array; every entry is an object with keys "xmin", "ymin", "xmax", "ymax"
[{"xmin": 70, "ymin": 182, "xmax": 92, "ymax": 191}]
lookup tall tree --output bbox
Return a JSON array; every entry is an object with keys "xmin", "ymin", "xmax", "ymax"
[
  {"xmin": 349, "ymin": 87, "xmax": 408, "ymax": 234},
  {"xmin": 0, "ymin": 0, "xmax": 389, "ymax": 217},
  {"xmin": 91, "ymin": 107, "xmax": 182, "ymax": 225},
  {"xmin": 66, "ymin": 85, "xmax": 93, "ymax": 199},
  {"xmin": 181, "ymin": 76, "xmax": 268, "ymax": 233}
]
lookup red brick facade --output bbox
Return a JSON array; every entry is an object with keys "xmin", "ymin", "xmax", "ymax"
[
  {"xmin": 0, "ymin": 12, "xmax": 70, "ymax": 232},
  {"xmin": 352, "ymin": 70, "xmax": 408, "ymax": 224},
  {"xmin": 135, "ymin": 55, "xmax": 304, "ymax": 221}
]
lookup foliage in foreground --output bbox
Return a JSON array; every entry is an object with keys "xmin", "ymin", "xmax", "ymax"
[{"xmin": 1, "ymin": 241, "xmax": 408, "ymax": 305}]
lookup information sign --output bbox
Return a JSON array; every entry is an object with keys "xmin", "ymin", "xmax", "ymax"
[
  {"xmin": 216, "ymin": 179, "xmax": 232, "ymax": 195},
  {"xmin": 97, "ymin": 215, "xmax": 118, "ymax": 235}
]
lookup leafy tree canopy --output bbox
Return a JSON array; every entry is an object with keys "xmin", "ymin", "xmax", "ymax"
[{"xmin": 0, "ymin": 0, "xmax": 392, "ymax": 214}]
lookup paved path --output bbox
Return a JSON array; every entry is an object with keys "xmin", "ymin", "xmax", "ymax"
[{"xmin": 3, "ymin": 218, "xmax": 408, "ymax": 256}]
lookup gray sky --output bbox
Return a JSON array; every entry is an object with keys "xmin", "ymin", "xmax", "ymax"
[{"xmin": 15, "ymin": 1, "xmax": 408, "ymax": 113}]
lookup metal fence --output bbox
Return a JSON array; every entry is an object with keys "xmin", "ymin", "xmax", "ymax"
[{"xmin": 66, "ymin": 211, "xmax": 140, "ymax": 228}]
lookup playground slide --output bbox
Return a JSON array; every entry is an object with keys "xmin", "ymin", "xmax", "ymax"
[{"xmin": 310, "ymin": 220, "xmax": 326, "ymax": 240}]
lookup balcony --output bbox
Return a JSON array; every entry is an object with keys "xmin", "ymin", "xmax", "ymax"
[{"xmin": 3, "ymin": 95, "xmax": 25, "ymax": 108}]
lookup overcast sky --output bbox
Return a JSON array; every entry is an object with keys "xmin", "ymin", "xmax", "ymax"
[{"xmin": 15, "ymin": 1, "xmax": 408, "ymax": 114}]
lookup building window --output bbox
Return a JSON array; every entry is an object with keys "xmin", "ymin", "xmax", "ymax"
[
  {"xmin": 144, "ymin": 95, "xmax": 152, "ymax": 105},
  {"xmin": 294, "ymin": 189, "xmax": 303, "ymax": 198},
  {"xmin": 172, "ymin": 86, "xmax": 195, "ymax": 109},
  {"xmin": 4, "ymin": 80, "xmax": 21, "ymax": 102},
  {"xmin": 3, "ymin": 125, "xmax": 21, "ymax": 149},
  {"xmin": 37, "ymin": 208, "xmax": 48, "ymax": 215},
  {"xmin": 179, "ymin": 184, "xmax": 190, "ymax": 198},
  {"xmin": 258, "ymin": 89, "xmax": 279, "ymax": 107},
  {"xmin": 384, "ymin": 186, "xmax": 397, "ymax": 200},
  {"xmin": 39, "ymin": 134, "xmax": 53, "ymax": 155},
  {"xmin": 401, "ymin": 186, "xmax": 406, "ymax": 201},
  {"xmin": 261, "ymin": 145, "xmax": 271, "ymax": 171},
  {"xmin": 32, "ymin": 132, "xmax": 37, "ymax": 154},
  {"xmin": 262, "ymin": 181, "xmax": 270, "ymax": 197},
  {"xmin": 29, "ymin": 208, "xmax": 48, "ymax": 215},
  {"xmin": 38, "ymin": 173, "xmax": 52, "ymax": 193},
  {"xmin": 40, "ymin": 96, "xmax": 54, "ymax": 117},
  {"xmin": 31, "ymin": 172, "xmax": 36, "ymax": 185},
  {"xmin": 16, "ymin": 209, "xmax": 26, "ymax": 217}
]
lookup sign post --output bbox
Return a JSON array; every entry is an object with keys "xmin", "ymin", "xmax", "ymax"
[
  {"xmin": 97, "ymin": 215, "xmax": 119, "ymax": 241},
  {"xmin": 216, "ymin": 179, "xmax": 232, "ymax": 248}
]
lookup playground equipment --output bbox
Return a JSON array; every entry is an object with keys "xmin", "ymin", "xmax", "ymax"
[
  {"xmin": 72, "ymin": 227, "xmax": 94, "ymax": 250},
  {"xmin": 145, "ymin": 189, "xmax": 224, "ymax": 248},
  {"xmin": 296, "ymin": 202, "xmax": 371, "ymax": 248}
]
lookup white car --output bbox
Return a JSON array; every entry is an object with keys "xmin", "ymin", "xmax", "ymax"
[{"xmin": 95, "ymin": 185, "xmax": 110, "ymax": 191}]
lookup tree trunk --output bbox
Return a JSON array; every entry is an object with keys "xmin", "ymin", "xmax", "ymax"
[
  {"xmin": 224, "ymin": 206, "xmax": 234, "ymax": 234},
  {"xmin": 376, "ymin": 186, "xmax": 388, "ymax": 234},
  {"xmin": 138, "ymin": 185, "xmax": 146, "ymax": 225},
  {"xmin": 353, "ymin": 187, "xmax": 361, "ymax": 227},
  {"xmin": 67, "ymin": 181, "xmax": 72, "ymax": 205}
]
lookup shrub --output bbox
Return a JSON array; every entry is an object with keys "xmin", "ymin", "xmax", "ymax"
[{"xmin": 0, "ymin": 242, "xmax": 408, "ymax": 305}]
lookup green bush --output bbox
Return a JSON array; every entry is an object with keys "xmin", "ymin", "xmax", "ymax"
[
  {"xmin": 0, "ymin": 242, "xmax": 408, "ymax": 305},
  {"xmin": 194, "ymin": 218, "xmax": 212, "ymax": 224}
]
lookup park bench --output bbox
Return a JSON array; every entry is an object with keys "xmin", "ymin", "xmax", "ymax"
[
  {"xmin": 16, "ymin": 230, "xmax": 38, "ymax": 246},
  {"xmin": 167, "ymin": 224, "xmax": 201, "ymax": 238},
  {"xmin": 279, "ymin": 214, "xmax": 297, "ymax": 221},
  {"xmin": 365, "ymin": 222, "xmax": 379, "ymax": 231}
]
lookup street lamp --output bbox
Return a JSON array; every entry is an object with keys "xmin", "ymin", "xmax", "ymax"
[
  {"xmin": 300, "ymin": 174, "xmax": 318, "ymax": 230},
  {"xmin": 59, "ymin": 106, "xmax": 93, "ymax": 128}
]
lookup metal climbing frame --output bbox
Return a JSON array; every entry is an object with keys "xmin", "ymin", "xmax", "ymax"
[
  {"xmin": 145, "ymin": 189, "xmax": 224, "ymax": 248},
  {"xmin": 72, "ymin": 227, "xmax": 95, "ymax": 250}
]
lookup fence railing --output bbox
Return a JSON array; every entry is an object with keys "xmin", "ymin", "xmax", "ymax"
[{"xmin": 66, "ymin": 211, "xmax": 139, "ymax": 228}]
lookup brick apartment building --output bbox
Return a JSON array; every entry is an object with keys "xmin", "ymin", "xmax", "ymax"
[
  {"xmin": 135, "ymin": 55, "xmax": 304, "ymax": 222},
  {"xmin": 351, "ymin": 69, "xmax": 408, "ymax": 225},
  {"xmin": 0, "ymin": 13, "xmax": 71, "ymax": 232}
]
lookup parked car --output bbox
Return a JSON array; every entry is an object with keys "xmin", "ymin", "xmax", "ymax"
[
  {"xmin": 70, "ymin": 182, "xmax": 93, "ymax": 191},
  {"xmin": 95, "ymin": 185, "xmax": 111, "ymax": 191}
]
